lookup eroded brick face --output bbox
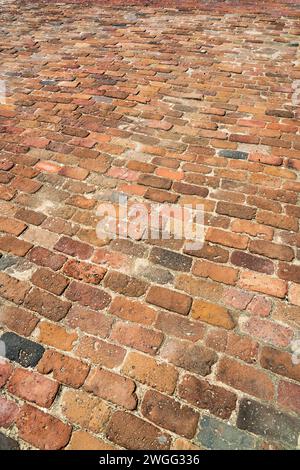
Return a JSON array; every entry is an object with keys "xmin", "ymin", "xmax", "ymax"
[{"xmin": 0, "ymin": 0, "xmax": 299, "ymax": 451}]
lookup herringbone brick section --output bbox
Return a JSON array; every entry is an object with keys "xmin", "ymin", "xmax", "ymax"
[{"xmin": 0, "ymin": 0, "xmax": 299, "ymax": 450}]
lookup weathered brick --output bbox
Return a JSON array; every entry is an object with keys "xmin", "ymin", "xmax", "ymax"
[
  {"xmin": 0, "ymin": 433, "xmax": 20, "ymax": 450},
  {"xmin": 110, "ymin": 321, "xmax": 163, "ymax": 355},
  {"xmin": 231, "ymin": 251, "xmax": 274, "ymax": 275},
  {"xmin": 27, "ymin": 246, "xmax": 66, "ymax": 270},
  {"xmin": 17, "ymin": 404, "xmax": 71, "ymax": 450},
  {"xmin": 37, "ymin": 321, "xmax": 77, "ymax": 351},
  {"xmin": 66, "ymin": 431, "xmax": 115, "ymax": 450},
  {"xmin": 0, "ymin": 396, "xmax": 19, "ymax": 428},
  {"xmin": 65, "ymin": 305, "xmax": 113, "ymax": 337},
  {"xmin": 238, "ymin": 272, "xmax": 287, "ymax": 298},
  {"xmin": 249, "ymin": 240, "xmax": 294, "ymax": 262},
  {"xmin": 161, "ymin": 338, "xmax": 217, "ymax": 376},
  {"xmin": 217, "ymin": 357, "xmax": 274, "ymax": 400},
  {"xmin": 0, "ymin": 361, "xmax": 13, "ymax": 388},
  {"xmin": 84, "ymin": 368, "xmax": 137, "ymax": 410},
  {"xmin": 237, "ymin": 399, "xmax": 300, "ymax": 448},
  {"xmin": 142, "ymin": 390, "xmax": 199, "ymax": 439},
  {"xmin": 155, "ymin": 310, "xmax": 205, "ymax": 342},
  {"xmin": 0, "ymin": 305, "xmax": 39, "ymax": 336},
  {"xmin": 65, "ymin": 281, "xmax": 111, "ymax": 310},
  {"xmin": 103, "ymin": 271, "xmax": 147, "ymax": 297},
  {"xmin": 109, "ymin": 296, "xmax": 156, "ymax": 326},
  {"xmin": 146, "ymin": 286, "xmax": 192, "ymax": 315},
  {"xmin": 122, "ymin": 351, "xmax": 178, "ymax": 394},
  {"xmin": 0, "ymin": 272, "xmax": 30, "ymax": 304},
  {"xmin": 107, "ymin": 411, "xmax": 171, "ymax": 450},
  {"xmin": 7, "ymin": 368, "xmax": 58, "ymax": 408},
  {"xmin": 76, "ymin": 335, "xmax": 126, "ymax": 368},
  {"xmin": 37, "ymin": 350, "xmax": 89, "ymax": 388},
  {"xmin": 149, "ymin": 247, "xmax": 192, "ymax": 272},
  {"xmin": 63, "ymin": 259, "xmax": 106, "ymax": 284},
  {"xmin": 31, "ymin": 267, "xmax": 69, "ymax": 295},
  {"xmin": 60, "ymin": 389, "xmax": 110, "ymax": 433},
  {"xmin": 179, "ymin": 374, "xmax": 237, "ymax": 419},
  {"xmin": 260, "ymin": 346, "xmax": 300, "ymax": 382},
  {"xmin": 54, "ymin": 236, "xmax": 93, "ymax": 260},
  {"xmin": 192, "ymin": 299, "xmax": 235, "ymax": 329},
  {"xmin": 197, "ymin": 415, "xmax": 256, "ymax": 450},
  {"xmin": 239, "ymin": 316, "xmax": 293, "ymax": 348},
  {"xmin": 24, "ymin": 287, "xmax": 71, "ymax": 321},
  {"xmin": 278, "ymin": 380, "xmax": 300, "ymax": 415}
]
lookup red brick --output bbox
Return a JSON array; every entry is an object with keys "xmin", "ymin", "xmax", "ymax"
[
  {"xmin": 84, "ymin": 368, "xmax": 137, "ymax": 410},
  {"xmin": 109, "ymin": 296, "xmax": 157, "ymax": 326},
  {"xmin": 27, "ymin": 246, "xmax": 66, "ymax": 270},
  {"xmin": 260, "ymin": 347, "xmax": 300, "ymax": 382},
  {"xmin": 65, "ymin": 281, "xmax": 111, "ymax": 310},
  {"xmin": 278, "ymin": 262, "xmax": 300, "ymax": 283},
  {"xmin": 222, "ymin": 287, "xmax": 253, "ymax": 310},
  {"xmin": 0, "ymin": 235, "xmax": 32, "ymax": 256},
  {"xmin": 161, "ymin": 338, "xmax": 217, "ymax": 376},
  {"xmin": 24, "ymin": 287, "xmax": 71, "ymax": 321},
  {"xmin": 17, "ymin": 404, "xmax": 71, "ymax": 450},
  {"xmin": 54, "ymin": 236, "xmax": 93, "ymax": 260},
  {"xmin": 155, "ymin": 311, "xmax": 205, "ymax": 342},
  {"xmin": 122, "ymin": 351, "xmax": 178, "ymax": 394},
  {"xmin": 0, "ymin": 217, "xmax": 26, "ymax": 236},
  {"xmin": 249, "ymin": 240, "xmax": 294, "ymax": 262},
  {"xmin": 230, "ymin": 250, "xmax": 274, "ymax": 275},
  {"xmin": 0, "ymin": 396, "xmax": 19, "ymax": 428},
  {"xmin": 65, "ymin": 305, "xmax": 113, "ymax": 337},
  {"xmin": 178, "ymin": 374, "xmax": 237, "ymax": 419},
  {"xmin": 216, "ymin": 201, "xmax": 256, "ymax": 220},
  {"xmin": 76, "ymin": 335, "xmax": 126, "ymax": 368},
  {"xmin": 246, "ymin": 296, "xmax": 272, "ymax": 317},
  {"xmin": 206, "ymin": 227, "xmax": 248, "ymax": 249},
  {"xmin": 231, "ymin": 219, "xmax": 273, "ymax": 240},
  {"xmin": 7, "ymin": 368, "xmax": 58, "ymax": 408},
  {"xmin": 15, "ymin": 208, "xmax": 46, "ymax": 226},
  {"xmin": 142, "ymin": 390, "xmax": 199, "ymax": 439},
  {"xmin": 0, "ymin": 272, "xmax": 30, "ymax": 305},
  {"xmin": 63, "ymin": 259, "xmax": 106, "ymax": 284},
  {"xmin": 0, "ymin": 361, "xmax": 13, "ymax": 388},
  {"xmin": 226, "ymin": 332, "xmax": 259, "ymax": 364},
  {"xmin": 37, "ymin": 350, "xmax": 89, "ymax": 388},
  {"xmin": 31, "ymin": 267, "xmax": 69, "ymax": 295},
  {"xmin": 239, "ymin": 316, "xmax": 293, "ymax": 348},
  {"xmin": 107, "ymin": 411, "xmax": 171, "ymax": 450},
  {"xmin": 103, "ymin": 271, "xmax": 147, "ymax": 297},
  {"xmin": 193, "ymin": 259, "xmax": 238, "ymax": 285},
  {"xmin": 256, "ymin": 210, "xmax": 298, "ymax": 232},
  {"xmin": 238, "ymin": 272, "xmax": 287, "ymax": 298},
  {"xmin": 0, "ymin": 305, "xmax": 39, "ymax": 336},
  {"xmin": 110, "ymin": 321, "xmax": 163, "ymax": 355},
  {"xmin": 146, "ymin": 286, "xmax": 192, "ymax": 315},
  {"xmin": 217, "ymin": 357, "xmax": 275, "ymax": 400},
  {"xmin": 278, "ymin": 380, "xmax": 300, "ymax": 414},
  {"xmin": 289, "ymin": 283, "xmax": 300, "ymax": 307}
]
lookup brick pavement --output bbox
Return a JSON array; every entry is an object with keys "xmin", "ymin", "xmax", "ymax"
[{"xmin": 0, "ymin": 0, "xmax": 300, "ymax": 450}]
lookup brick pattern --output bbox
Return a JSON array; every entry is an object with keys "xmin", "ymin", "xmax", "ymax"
[{"xmin": 0, "ymin": 0, "xmax": 299, "ymax": 451}]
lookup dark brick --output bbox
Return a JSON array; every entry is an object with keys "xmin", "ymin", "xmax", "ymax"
[
  {"xmin": 0, "ymin": 432, "xmax": 20, "ymax": 450},
  {"xmin": 231, "ymin": 251, "xmax": 274, "ymax": 274},
  {"xmin": 149, "ymin": 247, "xmax": 192, "ymax": 272},
  {"xmin": 237, "ymin": 398, "xmax": 300, "ymax": 447},
  {"xmin": 0, "ymin": 332, "xmax": 44, "ymax": 368},
  {"xmin": 219, "ymin": 150, "xmax": 248, "ymax": 160}
]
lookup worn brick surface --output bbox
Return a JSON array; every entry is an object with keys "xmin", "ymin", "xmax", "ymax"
[{"xmin": 0, "ymin": 0, "xmax": 299, "ymax": 450}]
